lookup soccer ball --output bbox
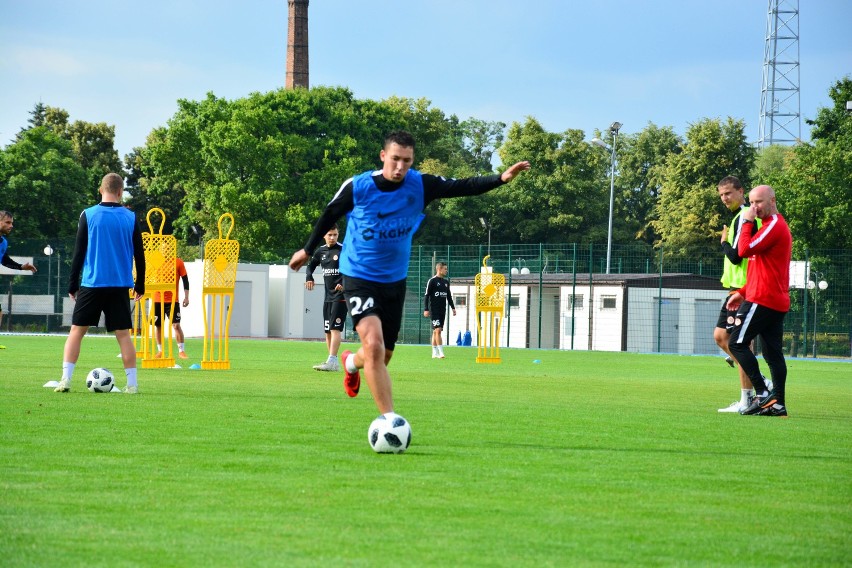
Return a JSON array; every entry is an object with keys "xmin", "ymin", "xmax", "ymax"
[
  {"xmin": 86, "ymin": 368, "xmax": 115, "ymax": 393},
  {"xmin": 368, "ymin": 413, "xmax": 412, "ymax": 454}
]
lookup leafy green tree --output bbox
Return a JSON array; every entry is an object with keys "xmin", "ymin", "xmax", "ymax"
[
  {"xmin": 16, "ymin": 104, "xmax": 122, "ymax": 199},
  {"xmin": 776, "ymin": 77, "xmax": 852, "ymax": 252},
  {"xmin": 461, "ymin": 118, "xmax": 506, "ymax": 173},
  {"xmin": 652, "ymin": 118, "xmax": 755, "ymax": 256},
  {"xmin": 138, "ymin": 87, "xmax": 404, "ymax": 261},
  {"xmin": 615, "ymin": 124, "xmax": 682, "ymax": 245},
  {"xmin": 751, "ymin": 144, "xmax": 794, "ymax": 185},
  {"xmin": 494, "ymin": 118, "xmax": 609, "ymax": 245},
  {"xmin": 0, "ymin": 126, "xmax": 89, "ymax": 239}
]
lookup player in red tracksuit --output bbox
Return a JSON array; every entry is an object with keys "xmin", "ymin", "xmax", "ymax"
[{"xmin": 726, "ymin": 185, "xmax": 792, "ymax": 417}]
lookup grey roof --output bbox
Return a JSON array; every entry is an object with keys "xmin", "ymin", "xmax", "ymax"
[{"xmin": 450, "ymin": 272, "xmax": 724, "ymax": 291}]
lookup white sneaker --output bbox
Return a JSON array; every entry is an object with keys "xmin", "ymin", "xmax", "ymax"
[
  {"xmin": 313, "ymin": 361, "xmax": 339, "ymax": 372},
  {"xmin": 718, "ymin": 400, "xmax": 746, "ymax": 413},
  {"xmin": 123, "ymin": 386, "xmax": 138, "ymax": 394},
  {"xmin": 54, "ymin": 379, "xmax": 71, "ymax": 393}
]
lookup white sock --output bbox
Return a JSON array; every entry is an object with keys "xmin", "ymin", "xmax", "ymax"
[
  {"xmin": 432, "ymin": 346, "xmax": 438, "ymax": 355},
  {"xmin": 438, "ymin": 345, "xmax": 444, "ymax": 355},
  {"xmin": 178, "ymin": 342, "xmax": 185, "ymax": 351},
  {"xmin": 741, "ymin": 389, "xmax": 752, "ymax": 404},
  {"xmin": 62, "ymin": 362, "xmax": 75, "ymax": 381},
  {"xmin": 157, "ymin": 344, "xmax": 163, "ymax": 352},
  {"xmin": 125, "ymin": 367, "xmax": 138, "ymax": 387},
  {"xmin": 345, "ymin": 355, "xmax": 358, "ymax": 373},
  {"xmin": 328, "ymin": 354, "xmax": 338, "ymax": 363}
]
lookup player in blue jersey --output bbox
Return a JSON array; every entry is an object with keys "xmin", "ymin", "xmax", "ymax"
[
  {"xmin": 0, "ymin": 210, "xmax": 38, "ymax": 331},
  {"xmin": 289, "ymin": 130, "xmax": 530, "ymax": 421},
  {"xmin": 54, "ymin": 173, "xmax": 146, "ymax": 393}
]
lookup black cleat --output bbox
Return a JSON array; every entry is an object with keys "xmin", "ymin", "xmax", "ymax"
[
  {"xmin": 756, "ymin": 403, "xmax": 788, "ymax": 417},
  {"xmin": 725, "ymin": 356, "xmax": 735, "ymax": 368},
  {"xmin": 740, "ymin": 391, "xmax": 779, "ymax": 415}
]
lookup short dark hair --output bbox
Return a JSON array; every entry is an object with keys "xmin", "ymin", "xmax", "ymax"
[
  {"xmin": 384, "ymin": 130, "xmax": 416, "ymax": 150},
  {"xmin": 100, "ymin": 172, "xmax": 125, "ymax": 195},
  {"xmin": 718, "ymin": 175, "xmax": 743, "ymax": 190},
  {"xmin": 0, "ymin": 210, "xmax": 12, "ymax": 221}
]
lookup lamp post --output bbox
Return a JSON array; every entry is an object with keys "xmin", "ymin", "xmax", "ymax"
[
  {"xmin": 807, "ymin": 272, "xmax": 828, "ymax": 358},
  {"xmin": 591, "ymin": 121, "xmax": 622, "ymax": 274},
  {"xmin": 479, "ymin": 217, "xmax": 491, "ymax": 259},
  {"xmin": 43, "ymin": 245, "xmax": 53, "ymax": 297}
]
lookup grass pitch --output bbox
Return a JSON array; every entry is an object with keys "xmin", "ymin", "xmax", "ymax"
[{"xmin": 1, "ymin": 335, "xmax": 850, "ymax": 566}]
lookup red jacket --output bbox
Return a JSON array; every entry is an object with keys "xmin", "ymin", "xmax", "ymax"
[{"xmin": 736, "ymin": 214, "xmax": 792, "ymax": 312}]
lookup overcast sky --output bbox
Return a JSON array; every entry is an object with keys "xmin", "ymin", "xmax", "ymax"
[{"xmin": 1, "ymin": 0, "xmax": 850, "ymax": 160}]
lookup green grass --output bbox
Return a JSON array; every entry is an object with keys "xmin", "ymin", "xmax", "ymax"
[{"xmin": 1, "ymin": 335, "xmax": 850, "ymax": 566}]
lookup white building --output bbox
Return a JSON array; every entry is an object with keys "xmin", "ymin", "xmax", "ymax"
[{"xmin": 446, "ymin": 273, "xmax": 725, "ymax": 355}]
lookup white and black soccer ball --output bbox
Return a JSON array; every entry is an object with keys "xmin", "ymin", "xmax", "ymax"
[
  {"xmin": 368, "ymin": 413, "xmax": 412, "ymax": 454},
  {"xmin": 86, "ymin": 368, "xmax": 115, "ymax": 393}
]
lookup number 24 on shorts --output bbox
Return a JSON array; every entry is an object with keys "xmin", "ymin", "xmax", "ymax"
[{"xmin": 349, "ymin": 296, "xmax": 374, "ymax": 316}]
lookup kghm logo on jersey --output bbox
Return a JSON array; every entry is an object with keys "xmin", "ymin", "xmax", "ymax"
[{"xmin": 361, "ymin": 220, "xmax": 415, "ymax": 242}]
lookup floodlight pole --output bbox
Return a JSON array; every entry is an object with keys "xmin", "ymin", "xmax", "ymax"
[
  {"xmin": 479, "ymin": 217, "xmax": 491, "ymax": 259},
  {"xmin": 591, "ymin": 121, "xmax": 622, "ymax": 274},
  {"xmin": 605, "ymin": 122, "xmax": 621, "ymax": 274}
]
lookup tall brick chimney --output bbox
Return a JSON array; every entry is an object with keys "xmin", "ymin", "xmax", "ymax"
[{"xmin": 286, "ymin": 0, "xmax": 309, "ymax": 89}]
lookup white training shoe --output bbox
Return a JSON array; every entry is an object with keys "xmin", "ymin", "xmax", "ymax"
[
  {"xmin": 123, "ymin": 386, "xmax": 138, "ymax": 394},
  {"xmin": 718, "ymin": 400, "xmax": 747, "ymax": 413},
  {"xmin": 313, "ymin": 360, "xmax": 339, "ymax": 372},
  {"xmin": 54, "ymin": 379, "xmax": 71, "ymax": 393}
]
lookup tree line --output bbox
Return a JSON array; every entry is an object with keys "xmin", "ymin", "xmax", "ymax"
[{"xmin": 1, "ymin": 79, "xmax": 850, "ymax": 263}]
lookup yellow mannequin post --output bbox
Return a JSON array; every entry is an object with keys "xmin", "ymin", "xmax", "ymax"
[
  {"xmin": 202, "ymin": 213, "xmax": 240, "ymax": 370},
  {"xmin": 475, "ymin": 255, "xmax": 505, "ymax": 363},
  {"xmin": 141, "ymin": 208, "xmax": 178, "ymax": 369}
]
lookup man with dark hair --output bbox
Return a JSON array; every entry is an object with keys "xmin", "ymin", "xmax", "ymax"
[
  {"xmin": 153, "ymin": 256, "xmax": 190, "ymax": 359},
  {"xmin": 305, "ymin": 224, "xmax": 347, "ymax": 371},
  {"xmin": 55, "ymin": 173, "xmax": 146, "ymax": 393},
  {"xmin": 727, "ymin": 185, "xmax": 792, "ymax": 417},
  {"xmin": 0, "ymin": 210, "xmax": 38, "ymax": 331},
  {"xmin": 424, "ymin": 261, "xmax": 455, "ymax": 359},
  {"xmin": 714, "ymin": 176, "xmax": 764, "ymax": 413},
  {"xmin": 289, "ymin": 130, "xmax": 530, "ymax": 433}
]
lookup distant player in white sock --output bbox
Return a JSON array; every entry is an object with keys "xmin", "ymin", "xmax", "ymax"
[{"xmin": 424, "ymin": 262, "xmax": 455, "ymax": 359}]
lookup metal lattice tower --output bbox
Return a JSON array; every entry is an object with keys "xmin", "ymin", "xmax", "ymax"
[{"xmin": 758, "ymin": 0, "xmax": 801, "ymax": 148}]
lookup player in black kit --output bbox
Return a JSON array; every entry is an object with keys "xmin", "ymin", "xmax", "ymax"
[
  {"xmin": 424, "ymin": 262, "xmax": 456, "ymax": 359},
  {"xmin": 305, "ymin": 225, "xmax": 347, "ymax": 371}
]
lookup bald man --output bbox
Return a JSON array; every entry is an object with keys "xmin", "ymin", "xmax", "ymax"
[{"xmin": 725, "ymin": 185, "xmax": 792, "ymax": 417}]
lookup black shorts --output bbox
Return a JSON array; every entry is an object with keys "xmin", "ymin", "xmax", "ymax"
[
  {"xmin": 323, "ymin": 300, "xmax": 348, "ymax": 333},
  {"xmin": 730, "ymin": 301, "xmax": 786, "ymax": 348},
  {"xmin": 429, "ymin": 310, "xmax": 447, "ymax": 329},
  {"xmin": 342, "ymin": 275, "xmax": 406, "ymax": 351},
  {"xmin": 153, "ymin": 302, "xmax": 181, "ymax": 327},
  {"xmin": 72, "ymin": 287, "xmax": 133, "ymax": 332},
  {"xmin": 716, "ymin": 295, "xmax": 737, "ymax": 332}
]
